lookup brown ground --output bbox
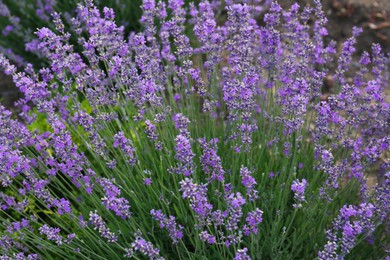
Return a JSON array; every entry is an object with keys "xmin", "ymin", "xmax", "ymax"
[{"xmin": 277, "ymin": 0, "xmax": 390, "ymax": 53}]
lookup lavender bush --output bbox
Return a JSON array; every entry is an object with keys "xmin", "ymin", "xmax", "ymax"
[
  {"xmin": 1, "ymin": 0, "xmax": 389, "ymax": 259},
  {"xmin": 0, "ymin": 0, "xmax": 143, "ymax": 66}
]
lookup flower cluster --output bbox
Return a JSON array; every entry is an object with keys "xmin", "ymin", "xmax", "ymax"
[
  {"xmin": 89, "ymin": 211, "xmax": 118, "ymax": 243},
  {"xmin": 97, "ymin": 177, "xmax": 132, "ymax": 219},
  {"xmin": 39, "ymin": 224, "xmax": 64, "ymax": 246},
  {"xmin": 179, "ymin": 178, "xmax": 213, "ymax": 221},
  {"xmin": 150, "ymin": 209, "xmax": 183, "ymax": 244},
  {"xmin": 240, "ymin": 166, "xmax": 258, "ymax": 201},
  {"xmin": 291, "ymin": 178, "xmax": 308, "ymax": 208},
  {"xmin": 199, "ymin": 138, "xmax": 225, "ymax": 182},
  {"xmin": 243, "ymin": 208, "xmax": 263, "ymax": 236},
  {"xmin": 318, "ymin": 203, "xmax": 376, "ymax": 259},
  {"xmin": 234, "ymin": 247, "xmax": 251, "ymax": 260},
  {"xmin": 125, "ymin": 236, "xmax": 163, "ymax": 260},
  {"xmin": 113, "ymin": 132, "xmax": 137, "ymax": 166},
  {"xmin": 172, "ymin": 134, "xmax": 196, "ymax": 176}
]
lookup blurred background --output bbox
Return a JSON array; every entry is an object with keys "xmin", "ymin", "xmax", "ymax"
[{"xmin": 1, "ymin": 0, "xmax": 389, "ymax": 109}]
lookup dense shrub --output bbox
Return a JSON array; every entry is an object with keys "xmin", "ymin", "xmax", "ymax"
[{"xmin": 0, "ymin": 0, "xmax": 389, "ymax": 259}]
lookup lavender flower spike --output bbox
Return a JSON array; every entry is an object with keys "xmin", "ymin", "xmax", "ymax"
[{"xmin": 291, "ymin": 178, "xmax": 308, "ymax": 208}]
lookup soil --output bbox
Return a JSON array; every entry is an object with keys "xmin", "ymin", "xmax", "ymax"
[
  {"xmin": 278, "ymin": 0, "xmax": 390, "ymax": 54},
  {"xmin": 0, "ymin": 72, "xmax": 18, "ymax": 108}
]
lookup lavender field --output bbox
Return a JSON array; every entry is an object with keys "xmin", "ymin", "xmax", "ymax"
[{"xmin": 0, "ymin": 0, "xmax": 389, "ymax": 259}]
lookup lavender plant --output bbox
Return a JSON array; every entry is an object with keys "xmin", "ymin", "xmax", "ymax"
[
  {"xmin": 0, "ymin": 0, "xmax": 142, "ymax": 66},
  {"xmin": 1, "ymin": 0, "xmax": 389, "ymax": 259}
]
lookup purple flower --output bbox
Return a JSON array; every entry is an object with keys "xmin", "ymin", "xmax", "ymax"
[
  {"xmin": 89, "ymin": 211, "xmax": 118, "ymax": 243},
  {"xmin": 97, "ymin": 177, "xmax": 131, "ymax": 219},
  {"xmin": 179, "ymin": 178, "xmax": 213, "ymax": 221},
  {"xmin": 65, "ymin": 233, "xmax": 76, "ymax": 244},
  {"xmin": 144, "ymin": 178, "xmax": 152, "ymax": 186},
  {"xmin": 128, "ymin": 236, "xmax": 163, "ymax": 260},
  {"xmin": 113, "ymin": 132, "xmax": 136, "ymax": 165},
  {"xmin": 318, "ymin": 241, "xmax": 338, "ymax": 260},
  {"xmin": 142, "ymin": 0, "xmax": 156, "ymax": 11},
  {"xmin": 172, "ymin": 134, "xmax": 195, "ymax": 176},
  {"xmin": 374, "ymin": 172, "xmax": 390, "ymax": 224},
  {"xmin": 145, "ymin": 120, "xmax": 159, "ymax": 141},
  {"xmin": 243, "ymin": 208, "xmax": 263, "ymax": 236},
  {"xmin": 173, "ymin": 113, "xmax": 190, "ymax": 136},
  {"xmin": 228, "ymin": 192, "xmax": 246, "ymax": 209},
  {"xmin": 39, "ymin": 224, "xmax": 63, "ymax": 245},
  {"xmin": 234, "ymin": 247, "xmax": 251, "ymax": 260},
  {"xmin": 291, "ymin": 178, "xmax": 308, "ymax": 208},
  {"xmin": 319, "ymin": 203, "xmax": 376, "ymax": 259},
  {"xmin": 103, "ymin": 7, "xmax": 115, "ymax": 20},
  {"xmin": 150, "ymin": 209, "xmax": 183, "ymax": 244},
  {"xmin": 199, "ymin": 138, "xmax": 225, "ymax": 182},
  {"xmin": 199, "ymin": 231, "xmax": 216, "ymax": 244},
  {"xmin": 173, "ymin": 93, "xmax": 181, "ymax": 102},
  {"xmin": 53, "ymin": 198, "xmax": 71, "ymax": 215},
  {"xmin": 240, "ymin": 166, "xmax": 258, "ymax": 200},
  {"xmin": 0, "ymin": 54, "xmax": 16, "ymax": 75}
]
